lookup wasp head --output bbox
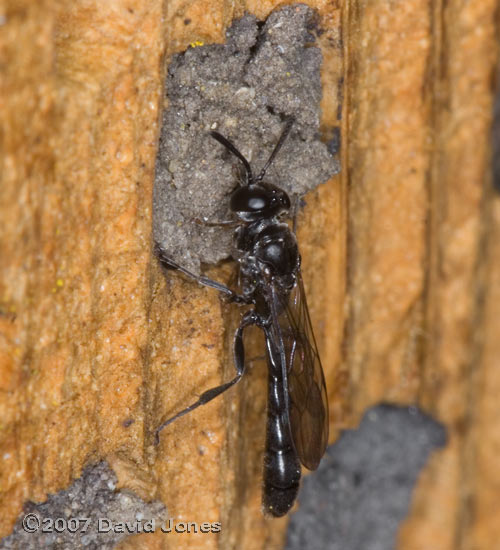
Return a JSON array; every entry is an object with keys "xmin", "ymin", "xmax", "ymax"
[{"xmin": 230, "ymin": 182, "xmax": 290, "ymax": 222}]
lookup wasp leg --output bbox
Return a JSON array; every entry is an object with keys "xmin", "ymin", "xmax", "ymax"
[
  {"xmin": 155, "ymin": 244, "xmax": 248, "ymax": 304},
  {"xmin": 194, "ymin": 218, "xmax": 240, "ymax": 228},
  {"xmin": 155, "ymin": 310, "xmax": 260, "ymax": 445}
]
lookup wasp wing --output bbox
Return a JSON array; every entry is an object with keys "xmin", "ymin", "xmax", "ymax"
[{"xmin": 271, "ymin": 272, "xmax": 329, "ymax": 471}]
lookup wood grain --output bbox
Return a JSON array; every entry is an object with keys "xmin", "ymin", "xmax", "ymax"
[{"xmin": 1, "ymin": 0, "xmax": 499, "ymax": 549}]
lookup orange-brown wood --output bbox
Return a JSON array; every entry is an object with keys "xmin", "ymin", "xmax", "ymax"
[{"xmin": 1, "ymin": 0, "xmax": 499, "ymax": 549}]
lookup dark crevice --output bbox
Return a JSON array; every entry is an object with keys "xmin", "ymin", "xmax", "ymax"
[{"xmin": 491, "ymin": 63, "xmax": 500, "ymax": 193}]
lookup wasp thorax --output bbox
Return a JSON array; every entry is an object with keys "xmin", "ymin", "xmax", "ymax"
[{"xmin": 231, "ymin": 182, "xmax": 291, "ymax": 222}]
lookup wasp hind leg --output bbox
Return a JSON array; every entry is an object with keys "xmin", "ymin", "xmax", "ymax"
[{"xmin": 154, "ymin": 310, "xmax": 260, "ymax": 444}]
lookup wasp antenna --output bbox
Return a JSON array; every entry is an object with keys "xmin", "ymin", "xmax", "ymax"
[
  {"xmin": 210, "ymin": 131, "xmax": 254, "ymax": 185},
  {"xmin": 255, "ymin": 117, "xmax": 294, "ymax": 183}
]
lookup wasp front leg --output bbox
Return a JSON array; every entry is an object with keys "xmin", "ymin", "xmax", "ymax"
[{"xmin": 155, "ymin": 244, "xmax": 248, "ymax": 304}]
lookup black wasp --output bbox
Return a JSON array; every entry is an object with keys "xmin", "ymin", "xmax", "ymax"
[{"xmin": 155, "ymin": 119, "xmax": 329, "ymax": 517}]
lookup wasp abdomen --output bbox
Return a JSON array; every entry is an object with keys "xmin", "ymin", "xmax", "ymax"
[{"xmin": 262, "ymin": 370, "xmax": 301, "ymax": 517}]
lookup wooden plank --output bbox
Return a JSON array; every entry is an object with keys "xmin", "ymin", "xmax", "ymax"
[{"xmin": 1, "ymin": 0, "xmax": 499, "ymax": 549}]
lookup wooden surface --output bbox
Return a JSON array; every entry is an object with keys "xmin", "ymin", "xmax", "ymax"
[{"xmin": 0, "ymin": 1, "xmax": 499, "ymax": 549}]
